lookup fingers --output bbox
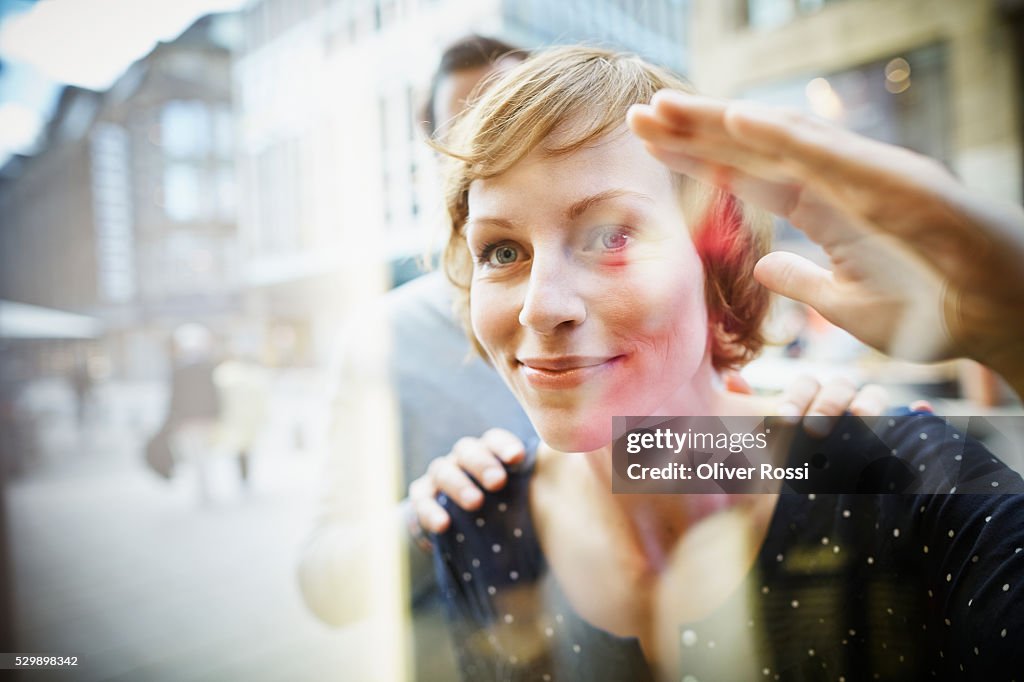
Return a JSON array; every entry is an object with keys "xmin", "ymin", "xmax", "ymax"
[
  {"xmin": 640, "ymin": 142, "xmax": 806, "ymax": 218},
  {"xmin": 629, "ymin": 92, "xmax": 797, "ymax": 185},
  {"xmin": 753, "ymin": 251, "xmax": 837, "ymax": 313},
  {"xmin": 722, "ymin": 101, "xmax": 884, "ymax": 187},
  {"xmin": 776, "ymin": 375, "xmax": 821, "ymax": 423},
  {"xmin": 632, "ymin": 97, "xmax": 862, "ymax": 250},
  {"xmin": 428, "ymin": 454, "xmax": 484, "ymax": 510},
  {"xmin": 849, "ymin": 384, "xmax": 890, "ymax": 416},
  {"xmin": 480, "ymin": 428, "xmax": 526, "ymax": 467},
  {"xmin": 722, "ymin": 100, "xmax": 950, "ymax": 220},
  {"xmin": 639, "ymin": 90, "xmax": 898, "ymax": 198},
  {"xmin": 408, "ymin": 475, "xmax": 449, "ymax": 534},
  {"xmin": 634, "ymin": 90, "xmax": 962, "ymax": 249},
  {"xmin": 776, "ymin": 375, "xmax": 886, "ymax": 438},
  {"xmin": 638, "ymin": 90, "xmax": 960, "ymax": 248},
  {"xmin": 408, "ymin": 430, "xmax": 527, "ymax": 535},
  {"xmin": 452, "ymin": 436, "xmax": 508, "ymax": 492},
  {"xmin": 808, "ymin": 379, "xmax": 857, "ymax": 415},
  {"xmin": 804, "ymin": 377, "xmax": 858, "ymax": 439}
]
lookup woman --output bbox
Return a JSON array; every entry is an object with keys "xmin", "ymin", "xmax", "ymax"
[{"xmin": 426, "ymin": 46, "xmax": 1024, "ymax": 681}]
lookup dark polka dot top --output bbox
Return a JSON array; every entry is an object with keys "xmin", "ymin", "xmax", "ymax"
[{"xmin": 432, "ymin": 410, "xmax": 1024, "ymax": 681}]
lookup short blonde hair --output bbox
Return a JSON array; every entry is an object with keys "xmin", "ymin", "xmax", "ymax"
[{"xmin": 440, "ymin": 46, "xmax": 772, "ymax": 370}]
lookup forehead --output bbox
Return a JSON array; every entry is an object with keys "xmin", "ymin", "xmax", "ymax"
[{"xmin": 467, "ymin": 128, "xmax": 677, "ymax": 214}]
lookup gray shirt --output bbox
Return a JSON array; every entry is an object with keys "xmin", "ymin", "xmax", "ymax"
[{"xmin": 384, "ymin": 271, "xmax": 534, "ymax": 488}]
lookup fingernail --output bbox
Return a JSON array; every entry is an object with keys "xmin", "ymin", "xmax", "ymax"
[
  {"xmin": 431, "ymin": 510, "xmax": 448, "ymax": 530},
  {"xmin": 804, "ymin": 414, "xmax": 832, "ymax": 439},
  {"xmin": 502, "ymin": 445, "xmax": 524, "ymax": 461},
  {"xmin": 482, "ymin": 468, "xmax": 505, "ymax": 489},
  {"xmin": 461, "ymin": 488, "xmax": 482, "ymax": 507},
  {"xmin": 777, "ymin": 402, "xmax": 801, "ymax": 424}
]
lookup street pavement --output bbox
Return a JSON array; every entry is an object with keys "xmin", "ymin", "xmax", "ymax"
[{"xmin": 5, "ymin": 377, "xmax": 393, "ymax": 682}]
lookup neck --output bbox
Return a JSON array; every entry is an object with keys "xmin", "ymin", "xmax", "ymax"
[
  {"xmin": 582, "ymin": 352, "xmax": 719, "ymax": 481},
  {"xmin": 655, "ymin": 352, "xmax": 719, "ymax": 417},
  {"xmin": 575, "ymin": 355, "xmax": 775, "ymax": 556}
]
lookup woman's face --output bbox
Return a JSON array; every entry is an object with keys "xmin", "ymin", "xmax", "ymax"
[{"xmin": 465, "ymin": 128, "xmax": 713, "ymax": 452}]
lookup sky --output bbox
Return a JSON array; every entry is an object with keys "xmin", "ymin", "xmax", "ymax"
[{"xmin": 0, "ymin": 0, "xmax": 245, "ymax": 166}]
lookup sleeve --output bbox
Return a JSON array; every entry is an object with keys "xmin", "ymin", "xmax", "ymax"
[
  {"xmin": 796, "ymin": 410, "xmax": 1024, "ymax": 677},
  {"xmin": 430, "ymin": 469, "xmax": 547, "ymax": 681},
  {"xmin": 916, "ymin": 492, "xmax": 1024, "ymax": 678},
  {"xmin": 900, "ymin": 413, "xmax": 1024, "ymax": 678}
]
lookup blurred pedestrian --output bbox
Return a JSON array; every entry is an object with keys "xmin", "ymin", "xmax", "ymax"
[
  {"xmin": 68, "ymin": 359, "xmax": 93, "ymax": 430},
  {"xmin": 145, "ymin": 324, "xmax": 221, "ymax": 502},
  {"xmin": 212, "ymin": 346, "xmax": 270, "ymax": 487}
]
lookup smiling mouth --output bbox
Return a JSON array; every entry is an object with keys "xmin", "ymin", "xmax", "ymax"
[{"xmin": 516, "ymin": 355, "xmax": 624, "ymax": 389}]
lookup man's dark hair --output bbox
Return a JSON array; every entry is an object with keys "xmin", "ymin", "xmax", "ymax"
[{"xmin": 420, "ymin": 35, "xmax": 526, "ymax": 136}]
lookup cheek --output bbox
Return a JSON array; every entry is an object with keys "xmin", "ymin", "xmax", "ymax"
[
  {"xmin": 608, "ymin": 246, "xmax": 708, "ymax": 357},
  {"xmin": 469, "ymin": 280, "xmax": 518, "ymax": 360}
]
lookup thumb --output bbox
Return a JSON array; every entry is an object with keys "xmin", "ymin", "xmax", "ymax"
[{"xmin": 754, "ymin": 251, "xmax": 836, "ymax": 313}]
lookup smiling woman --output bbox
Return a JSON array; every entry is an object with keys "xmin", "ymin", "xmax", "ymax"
[
  {"xmin": 441, "ymin": 48, "xmax": 772, "ymax": 453},
  {"xmin": 425, "ymin": 46, "xmax": 1024, "ymax": 682},
  {"xmin": 465, "ymin": 131, "xmax": 716, "ymax": 453}
]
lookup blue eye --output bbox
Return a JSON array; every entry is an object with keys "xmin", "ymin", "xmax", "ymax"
[
  {"xmin": 590, "ymin": 227, "xmax": 631, "ymax": 252},
  {"xmin": 486, "ymin": 244, "xmax": 520, "ymax": 266},
  {"xmin": 601, "ymin": 229, "xmax": 630, "ymax": 250}
]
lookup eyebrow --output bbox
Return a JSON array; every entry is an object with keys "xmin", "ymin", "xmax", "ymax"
[
  {"xmin": 467, "ymin": 189, "xmax": 654, "ymax": 232},
  {"xmin": 565, "ymin": 189, "xmax": 654, "ymax": 221},
  {"xmin": 464, "ymin": 215, "xmax": 517, "ymax": 232}
]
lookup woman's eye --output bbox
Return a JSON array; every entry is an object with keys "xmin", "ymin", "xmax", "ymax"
[
  {"xmin": 601, "ymin": 230, "xmax": 630, "ymax": 250},
  {"xmin": 487, "ymin": 244, "xmax": 520, "ymax": 266}
]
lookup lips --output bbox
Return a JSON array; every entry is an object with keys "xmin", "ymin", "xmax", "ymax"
[{"xmin": 516, "ymin": 355, "xmax": 624, "ymax": 389}]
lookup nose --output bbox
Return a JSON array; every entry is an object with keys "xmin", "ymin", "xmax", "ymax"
[{"xmin": 518, "ymin": 253, "xmax": 587, "ymax": 334}]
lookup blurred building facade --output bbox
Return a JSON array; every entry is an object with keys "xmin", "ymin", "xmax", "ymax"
[
  {"xmin": 0, "ymin": 14, "xmax": 240, "ymax": 380},
  {"xmin": 234, "ymin": 0, "xmax": 506, "ymax": 367},
  {"xmin": 689, "ymin": 0, "xmax": 1022, "ymax": 203},
  {"xmin": 234, "ymin": 0, "xmax": 693, "ymax": 367}
]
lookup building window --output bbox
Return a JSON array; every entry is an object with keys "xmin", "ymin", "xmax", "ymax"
[
  {"xmin": 740, "ymin": 43, "xmax": 949, "ymax": 241},
  {"xmin": 165, "ymin": 164, "xmax": 201, "ymax": 222},
  {"xmin": 161, "ymin": 100, "xmax": 210, "ymax": 159},
  {"xmin": 746, "ymin": 0, "xmax": 844, "ymax": 29}
]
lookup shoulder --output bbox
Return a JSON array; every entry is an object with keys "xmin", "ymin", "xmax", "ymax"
[
  {"xmin": 432, "ymin": 454, "xmax": 544, "ymax": 593},
  {"xmin": 383, "ymin": 271, "xmax": 456, "ymax": 323},
  {"xmin": 328, "ymin": 272, "xmax": 456, "ymax": 350},
  {"xmin": 792, "ymin": 409, "xmax": 1024, "ymax": 495},
  {"xmin": 883, "ymin": 410, "xmax": 1024, "ymax": 493},
  {"xmin": 324, "ymin": 272, "xmax": 462, "ymax": 387}
]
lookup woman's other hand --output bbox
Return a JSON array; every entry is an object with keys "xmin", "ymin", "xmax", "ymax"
[
  {"xmin": 628, "ymin": 91, "xmax": 1024, "ymax": 398},
  {"xmin": 775, "ymin": 374, "xmax": 888, "ymax": 437},
  {"xmin": 726, "ymin": 371, "xmax": 888, "ymax": 436},
  {"xmin": 408, "ymin": 428, "xmax": 525, "ymax": 534}
]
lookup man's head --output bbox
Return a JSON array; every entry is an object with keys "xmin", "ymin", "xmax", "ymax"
[{"xmin": 420, "ymin": 35, "xmax": 526, "ymax": 139}]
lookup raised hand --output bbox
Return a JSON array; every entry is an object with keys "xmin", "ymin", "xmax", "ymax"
[{"xmin": 628, "ymin": 91, "xmax": 1024, "ymax": 397}]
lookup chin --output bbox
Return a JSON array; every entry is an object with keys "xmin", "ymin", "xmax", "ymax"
[{"xmin": 531, "ymin": 411, "xmax": 614, "ymax": 453}]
